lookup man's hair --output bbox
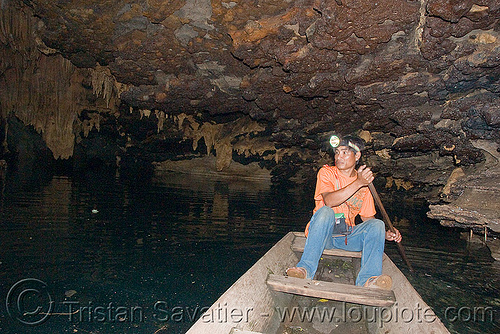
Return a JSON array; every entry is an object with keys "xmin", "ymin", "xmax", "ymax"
[{"xmin": 338, "ymin": 135, "xmax": 365, "ymax": 153}]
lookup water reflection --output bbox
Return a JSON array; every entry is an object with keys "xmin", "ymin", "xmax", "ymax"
[
  {"xmin": 0, "ymin": 169, "xmax": 498, "ymax": 334},
  {"xmin": 0, "ymin": 169, "xmax": 311, "ymax": 334}
]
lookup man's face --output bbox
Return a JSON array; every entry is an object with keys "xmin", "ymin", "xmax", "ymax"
[{"xmin": 334, "ymin": 146, "xmax": 358, "ymax": 170}]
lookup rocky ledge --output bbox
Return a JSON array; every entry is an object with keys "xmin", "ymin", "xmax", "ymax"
[{"xmin": 428, "ymin": 140, "xmax": 500, "ymax": 233}]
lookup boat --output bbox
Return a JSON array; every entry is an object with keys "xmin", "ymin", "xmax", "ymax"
[{"xmin": 186, "ymin": 232, "xmax": 450, "ymax": 334}]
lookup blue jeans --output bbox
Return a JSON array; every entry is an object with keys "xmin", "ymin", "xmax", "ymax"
[{"xmin": 296, "ymin": 206, "xmax": 386, "ymax": 286}]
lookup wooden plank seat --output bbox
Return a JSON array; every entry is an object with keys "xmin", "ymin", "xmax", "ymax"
[
  {"xmin": 279, "ymin": 233, "xmax": 394, "ymax": 307},
  {"xmin": 292, "ymin": 232, "xmax": 362, "ymax": 258},
  {"xmin": 267, "ymin": 274, "xmax": 396, "ymax": 307}
]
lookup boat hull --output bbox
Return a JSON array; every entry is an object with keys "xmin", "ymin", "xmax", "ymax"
[{"xmin": 186, "ymin": 232, "xmax": 450, "ymax": 334}]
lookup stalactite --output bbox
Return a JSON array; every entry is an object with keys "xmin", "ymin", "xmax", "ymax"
[
  {"xmin": 233, "ymin": 136, "xmax": 273, "ymax": 161},
  {"xmin": 173, "ymin": 113, "xmax": 271, "ymax": 171},
  {"xmin": 90, "ymin": 65, "xmax": 128, "ymax": 111},
  {"xmin": 0, "ymin": 3, "xmax": 129, "ymax": 159},
  {"xmin": 385, "ymin": 176, "xmax": 414, "ymax": 190},
  {"xmin": 91, "ymin": 65, "xmax": 115, "ymax": 108},
  {"xmin": 155, "ymin": 110, "xmax": 165, "ymax": 133},
  {"xmin": 82, "ymin": 113, "xmax": 102, "ymax": 137},
  {"xmin": 214, "ymin": 140, "xmax": 233, "ymax": 171},
  {"xmin": 140, "ymin": 109, "xmax": 151, "ymax": 119},
  {"xmin": 0, "ymin": 4, "xmax": 88, "ymax": 159}
]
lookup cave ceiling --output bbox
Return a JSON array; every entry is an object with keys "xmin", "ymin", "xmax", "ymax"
[
  {"xmin": 1, "ymin": 0, "xmax": 499, "ymax": 171},
  {"xmin": 23, "ymin": 2, "xmax": 498, "ymax": 107}
]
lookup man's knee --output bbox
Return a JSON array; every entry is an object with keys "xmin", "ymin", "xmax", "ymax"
[
  {"xmin": 366, "ymin": 219, "xmax": 386, "ymax": 237},
  {"xmin": 311, "ymin": 206, "xmax": 335, "ymax": 226}
]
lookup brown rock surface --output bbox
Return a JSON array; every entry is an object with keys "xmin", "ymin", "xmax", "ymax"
[{"xmin": 428, "ymin": 140, "xmax": 500, "ymax": 233}]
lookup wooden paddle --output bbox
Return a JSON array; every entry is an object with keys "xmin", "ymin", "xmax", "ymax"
[{"xmin": 368, "ymin": 183, "xmax": 414, "ymax": 272}]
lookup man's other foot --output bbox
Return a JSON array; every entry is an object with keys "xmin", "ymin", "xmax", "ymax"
[
  {"xmin": 286, "ymin": 267, "xmax": 307, "ymax": 279},
  {"xmin": 364, "ymin": 274, "xmax": 392, "ymax": 290}
]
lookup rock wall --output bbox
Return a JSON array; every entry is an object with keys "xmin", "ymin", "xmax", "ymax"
[
  {"xmin": 0, "ymin": 4, "xmax": 82, "ymax": 159},
  {"xmin": 0, "ymin": 2, "xmax": 126, "ymax": 161},
  {"xmin": 428, "ymin": 140, "xmax": 500, "ymax": 233}
]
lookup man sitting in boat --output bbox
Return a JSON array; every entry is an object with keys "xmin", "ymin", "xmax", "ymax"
[{"xmin": 286, "ymin": 134, "xmax": 402, "ymax": 289}]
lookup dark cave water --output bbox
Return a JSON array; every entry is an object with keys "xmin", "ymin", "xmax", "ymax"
[{"xmin": 0, "ymin": 168, "xmax": 498, "ymax": 334}]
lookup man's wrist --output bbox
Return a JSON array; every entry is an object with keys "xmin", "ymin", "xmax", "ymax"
[{"xmin": 353, "ymin": 179, "xmax": 365, "ymax": 189}]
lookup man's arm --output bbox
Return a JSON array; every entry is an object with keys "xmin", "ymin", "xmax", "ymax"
[{"xmin": 321, "ymin": 165, "xmax": 374, "ymax": 207}]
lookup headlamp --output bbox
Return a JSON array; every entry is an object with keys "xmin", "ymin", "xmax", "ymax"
[
  {"xmin": 329, "ymin": 135, "xmax": 340, "ymax": 148},
  {"xmin": 329, "ymin": 135, "xmax": 360, "ymax": 152}
]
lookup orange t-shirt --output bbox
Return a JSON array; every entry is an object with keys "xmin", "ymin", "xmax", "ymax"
[{"xmin": 305, "ymin": 165, "xmax": 376, "ymax": 235}]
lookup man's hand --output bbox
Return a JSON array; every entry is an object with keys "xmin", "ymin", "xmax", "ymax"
[
  {"xmin": 356, "ymin": 165, "xmax": 374, "ymax": 186},
  {"xmin": 385, "ymin": 228, "xmax": 402, "ymax": 243}
]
